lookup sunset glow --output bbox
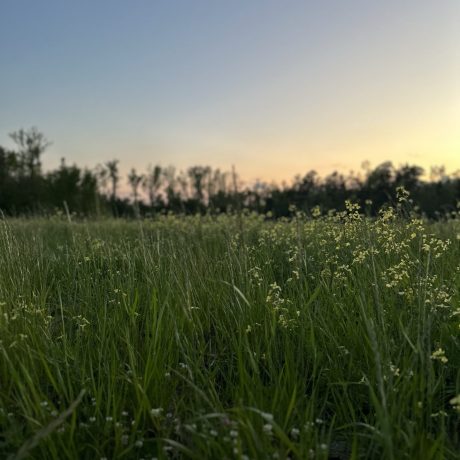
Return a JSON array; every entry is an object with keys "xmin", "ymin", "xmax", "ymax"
[{"xmin": 1, "ymin": 0, "xmax": 459, "ymax": 182}]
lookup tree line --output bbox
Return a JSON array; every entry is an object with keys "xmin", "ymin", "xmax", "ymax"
[{"xmin": 1, "ymin": 128, "xmax": 459, "ymax": 218}]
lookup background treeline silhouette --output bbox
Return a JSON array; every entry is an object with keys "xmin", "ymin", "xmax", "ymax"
[{"xmin": 1, "ymin": 128, "xmax": 459, "ymax": 218}]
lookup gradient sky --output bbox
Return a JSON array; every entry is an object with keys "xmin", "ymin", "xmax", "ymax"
[{"xmin": 1, "ymin": 0, "xmax": 459, "ymax": 184}]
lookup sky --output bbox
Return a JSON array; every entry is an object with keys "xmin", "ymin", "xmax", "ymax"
[{"xmin": 0, "ymin": 0, "xmax": 459, "ymax": 185}]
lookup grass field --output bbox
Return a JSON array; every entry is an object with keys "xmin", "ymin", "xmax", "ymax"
[{"xmin": 0, "ymin": 200, "xmax": 459, "ymax": 459}]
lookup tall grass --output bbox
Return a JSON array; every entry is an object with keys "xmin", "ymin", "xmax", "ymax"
[{"xmin": 0, "ymin": 200, "xmax": 459, "ymax": 459}]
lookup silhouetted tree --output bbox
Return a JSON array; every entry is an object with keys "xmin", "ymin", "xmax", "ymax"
[
  {"xmin": 79, "ymin": 169, "xmax": 99, "ymax": 215},
  {"xmin": 105, "ymin": 160, "xmax": 119, "ymax": 216},
  {"xmin": 394, "ymin": 164, "xmax": 424, "ymax": 191},
  {"xmin": 143, "ymin": 164, "xmax": 162, "ymax": 211},
  {"xmin": 188, "ymin": 166, "xmax": 211, "ymax": 205},
  {"xmin": 8, "ymin": 128, "xmax": 51, "ymax": 210},
  {"xmin": 362, "ymin": 161, "xmax": 394, "ymax": 210},
  {"xmin": 128, "ymin": 168, "xmax": 144, "ymax": 217},
  {"xmin": 163, "ymin": 166, "xmax": 179, "ymax": 208},
  {"xmin": 46, "ymin": 158, "xmax": 80, "ymax": 211},
  {"xmin": 9, "ymin": 127, "xmax": 51, "ymax": 180}
]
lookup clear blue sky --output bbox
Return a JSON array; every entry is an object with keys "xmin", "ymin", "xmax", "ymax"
[{"xmin": 1, "ymin": 0, "xmax": 459, "ymax": 184}]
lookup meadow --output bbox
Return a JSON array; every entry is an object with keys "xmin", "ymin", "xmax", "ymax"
[{"xmin": 0, "ymin": 195, "xmax": 459, "ymax": 459}]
